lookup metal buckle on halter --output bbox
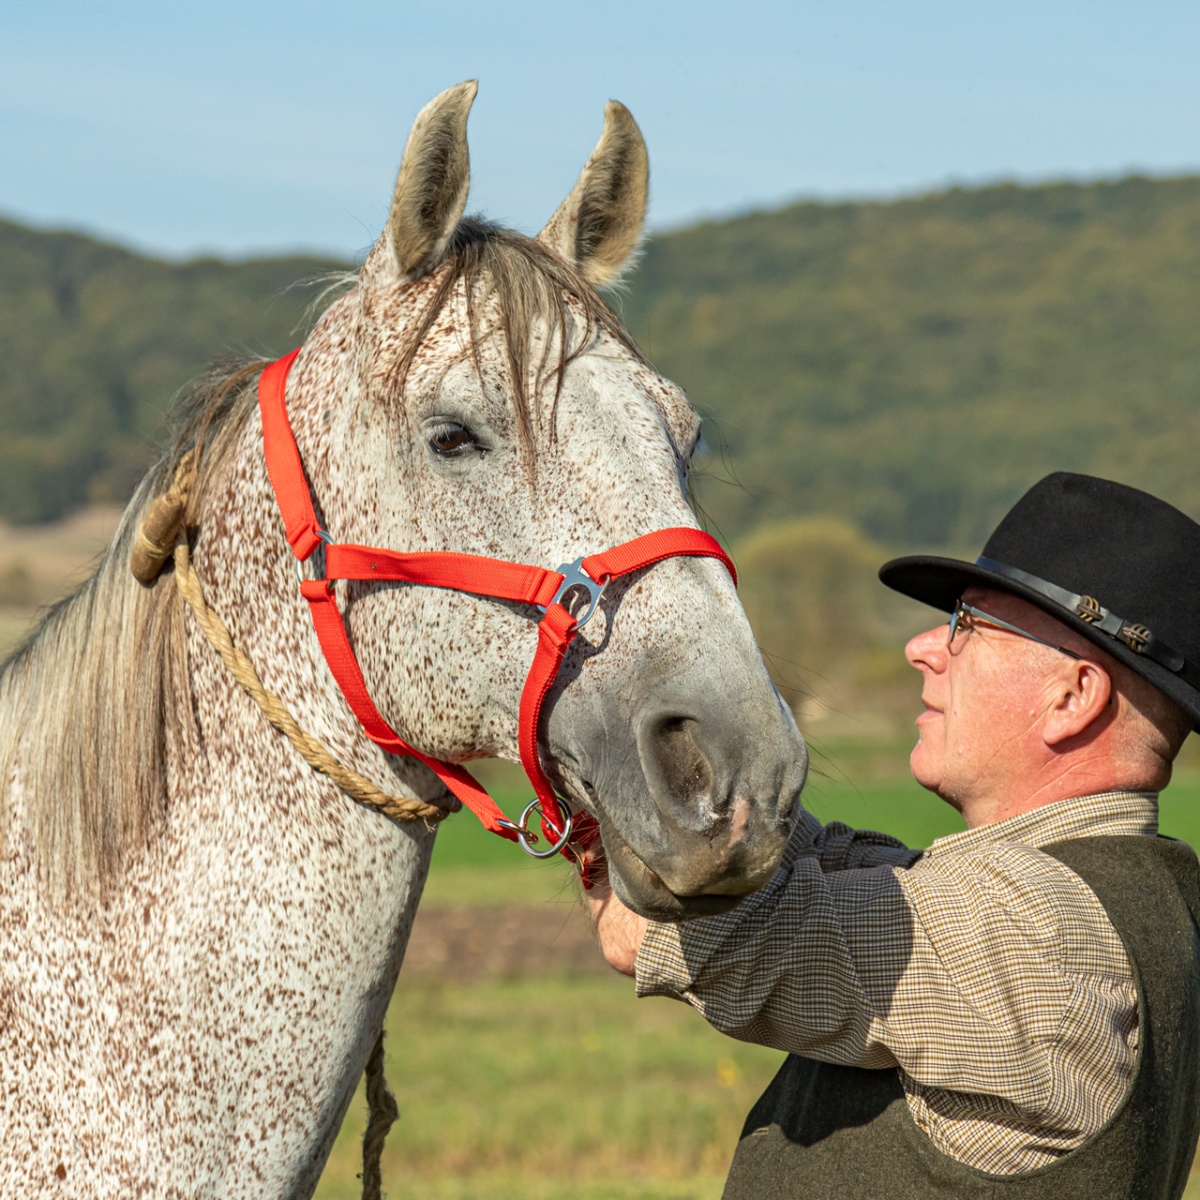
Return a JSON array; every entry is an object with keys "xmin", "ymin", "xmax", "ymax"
[
  {"xmin": 544, "ymin": 557, "xmax": 610, "ymax": 629},
  {"xmin": 295, "ymin": 529, "xmax": 334, "ymax": 583},
  {"xmin": 497, "ymin": 797, "xmax": 576, "ymax": 859}
]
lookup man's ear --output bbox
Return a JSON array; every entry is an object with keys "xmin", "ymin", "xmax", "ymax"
[{"xmin": 1043, "ymin": 659, "xmax": 1113, "ymax": 747}]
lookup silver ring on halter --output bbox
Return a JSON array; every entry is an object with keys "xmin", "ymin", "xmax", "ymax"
[
  {"xmin": 295, "ymin": 529, "xmax": 334, "ymax": 584},
  {"xmin": 544, "ymin": 557, "xmax": 610, "ymax": 629},
  {"xmin": 498, "ymin": 798, "xmax": 576, "ymax": 859}
]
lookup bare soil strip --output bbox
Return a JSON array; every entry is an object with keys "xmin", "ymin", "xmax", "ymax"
[{"xmin": 402, "ymin": 902, "xmax": 607, "ymax": 983}]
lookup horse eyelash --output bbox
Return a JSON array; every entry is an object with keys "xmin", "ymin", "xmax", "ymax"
[{"xmin": 428, "ymin": 421, "xmax": 487, "ymax": 457}]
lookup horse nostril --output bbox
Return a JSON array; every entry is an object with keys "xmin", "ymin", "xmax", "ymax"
[{"xmin": 650, "ymin": 716, "xmax": 714, "ymax": 807}]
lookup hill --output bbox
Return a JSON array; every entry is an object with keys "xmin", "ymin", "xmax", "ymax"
[
  {"xmin": 3, "ymin": 175, "xmax": 1200, "ymax": 545},
  {"xmin": 0, "ymin": 219, "xmax": 341, "ymax": 521},
  {"xmin": 619, "ymin": 175, "xmax": 1200, "ymax": 547}
]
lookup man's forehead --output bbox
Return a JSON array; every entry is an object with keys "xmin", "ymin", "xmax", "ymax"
[
  {"xmin": 961, "ymin": 584, "xmax": 1095, "ymax": 654},
  {"xmin": 964, "ymin": 584, "xmax": 1052, "ymax": 624}
]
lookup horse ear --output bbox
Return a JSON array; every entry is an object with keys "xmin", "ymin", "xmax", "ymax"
[
  {"xmin": 384, "ymin": 80, "xmax": 477, "ymax": 280},
  {"xmin": 537, "ymin": 101, "xmax": 649, "ymax": 288}
]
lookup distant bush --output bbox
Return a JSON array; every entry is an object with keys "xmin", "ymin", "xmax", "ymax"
[
  {"xmin": 735, "ymin": 517, "xmax": 890, "ymax": 710},
  {"xmin": 0, "ymin": 561, "xmax": 33, "ymax": 607}
]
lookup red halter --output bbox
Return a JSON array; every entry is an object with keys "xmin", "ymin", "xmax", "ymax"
[{"xmin": 257, "ymin": 349, "xmax": 736, "ymax": 881}]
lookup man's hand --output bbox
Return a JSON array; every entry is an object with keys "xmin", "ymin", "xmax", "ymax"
[{"xmin": 580, "ymin": 850, "xmax": 651, "ymax": 977}]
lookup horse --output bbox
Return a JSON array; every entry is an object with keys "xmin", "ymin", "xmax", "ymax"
[{"xmin": 0, "ymin": 82, "xmax": 808, "ymax": 1197}]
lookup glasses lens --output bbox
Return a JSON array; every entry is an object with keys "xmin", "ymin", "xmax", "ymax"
[{"xmin": 947, "ymin": 602, "xmax": 964, "ymax": 645}]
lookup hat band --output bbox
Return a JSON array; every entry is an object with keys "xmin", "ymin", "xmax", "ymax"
[{"xmin": 975, "ymin": 556, "xmax": 1200, "ymax": 689}]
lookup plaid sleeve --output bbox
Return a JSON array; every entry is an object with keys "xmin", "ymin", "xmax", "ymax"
[
  {"xmin": 783, "ymin": 807, "xmax": 922, "ymax": 872},
  {"xmin": 635, "ymin": 841, "xmax": 1136, "ymax": 1173}
]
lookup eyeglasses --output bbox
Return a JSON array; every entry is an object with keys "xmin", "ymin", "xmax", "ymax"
[{"xmin": 947, "ymin": 600, "xmax": 1082, "ymax": 660}]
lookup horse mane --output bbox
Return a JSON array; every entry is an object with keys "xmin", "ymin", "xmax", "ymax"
[
  {"xmin": 0, "ymin": 218, "xmax": 640, "ymax": 898},
  {"xmin": 0, "ymin": 360, "xmax": 266, "ymax": 897}
]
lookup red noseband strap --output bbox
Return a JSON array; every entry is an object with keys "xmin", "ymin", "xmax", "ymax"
[{"xmin": 257, "ymin": 350, "xmax": 736, "ymax": 879}]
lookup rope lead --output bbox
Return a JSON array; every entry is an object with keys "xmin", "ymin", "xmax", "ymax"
[
  {"xmin": 131, "ymin": 463, "xmax": 440, "ymax": 1200},
  {"xmin": 171, "ymin": 540, "xmax": 451, "ymax": 826},
  {"xmin": 361, "ymin": 1030, "xmax": 400, "ymax": 1200}
]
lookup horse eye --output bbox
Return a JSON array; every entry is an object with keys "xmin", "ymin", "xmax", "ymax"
[{"xmin": 428, "ymin": 423, "xmax": 476, "ymax": 456}]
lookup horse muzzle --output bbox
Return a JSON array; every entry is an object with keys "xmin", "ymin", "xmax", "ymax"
[{"xmin": 568, "ymin": 700, "xmax": 808, "ymax": 921}]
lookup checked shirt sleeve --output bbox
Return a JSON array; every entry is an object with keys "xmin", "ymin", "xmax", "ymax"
[
  {"xmin": 782, "ymin": 807, "xmax": 922, "ymax": 872},
  {"xmin": 635, "ymin": 817, "xmax": 1138, "ymax": 1173}
]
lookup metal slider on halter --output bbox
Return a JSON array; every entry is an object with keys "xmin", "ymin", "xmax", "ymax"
[
  {"xmin": 542, "ymin": 556, "xmax": 610, "ymax": 628},
  {"xmin": 502, "ymin": 557, "xmax": 610, "ymax": 859}
]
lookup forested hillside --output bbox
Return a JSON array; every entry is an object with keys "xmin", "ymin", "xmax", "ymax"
[
  {"xmin": 0, "ymin": 220, "xmax": 340, "ymax": 521},
  {"xmin": 3, "ymin": 175, "xmax": 1200, "ymax": 546},
  {"xmin": 619, "ymin": 175, "xmax": 1200, "ymax": 547}
]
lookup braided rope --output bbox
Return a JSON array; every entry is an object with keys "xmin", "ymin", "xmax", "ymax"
[
  {"xmin": 172, "ymin": 541, "xmax": 451, "ymax": 826},
  {"xmin": 361, "ymin": 1030, "xmax": 400, "ymax": 1200}
]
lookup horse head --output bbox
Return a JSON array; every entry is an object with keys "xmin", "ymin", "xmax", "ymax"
[{"xmin": 264, "ymin": 82, "xmax": 808, "ymax": 920}]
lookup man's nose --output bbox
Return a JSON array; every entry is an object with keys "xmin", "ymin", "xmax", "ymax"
[{"xmin": 905, "ymin": 623, "xmax": 949, "ymax": 673}]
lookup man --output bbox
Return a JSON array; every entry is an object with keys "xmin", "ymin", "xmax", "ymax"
[{"xmin": 586, "ymin": 472, "xmax": 1200, "ymax": 1198}]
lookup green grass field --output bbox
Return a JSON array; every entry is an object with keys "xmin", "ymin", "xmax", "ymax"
[
  {"xmin": 422, "ymin": 747, "xmax": 1200, "ymax": 907},
  {"xmin": 314, "ymin": 974, "xmax": 781, "ymax": 1200}
]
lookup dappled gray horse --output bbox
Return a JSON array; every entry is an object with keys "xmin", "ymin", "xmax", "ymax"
[{"xmin": 0, "ymin": 83, "xmax": 807, "ymax": 1197}]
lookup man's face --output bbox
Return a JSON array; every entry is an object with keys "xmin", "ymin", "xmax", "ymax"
[{"xmin": 904, "ymin": 587, "xmax": 1075, "ymax": 816}]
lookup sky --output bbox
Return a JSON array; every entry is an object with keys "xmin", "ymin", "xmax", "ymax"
[{"xmin": 2, "ymin": 0, "xmax": 1198, "ymax": 261}]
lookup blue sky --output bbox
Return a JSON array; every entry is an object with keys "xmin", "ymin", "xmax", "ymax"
[{"xmin": 3, "ymin": 0, "xmax": 1197, "ymax": 260}]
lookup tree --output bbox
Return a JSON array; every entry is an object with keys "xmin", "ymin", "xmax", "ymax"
[{"xmin": 734, "ymin": 516, "xmax": 890, "ymax": 712}]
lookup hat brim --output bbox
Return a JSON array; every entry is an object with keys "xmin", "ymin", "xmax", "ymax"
[{"xmin": 879, "ymin": 555, "xmax": 1200, "ymax": 729}]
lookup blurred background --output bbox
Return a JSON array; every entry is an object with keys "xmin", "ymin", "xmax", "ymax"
[{"xmin": 3, "ymin": 1, "xmax": 1200, "ymax": 1195}]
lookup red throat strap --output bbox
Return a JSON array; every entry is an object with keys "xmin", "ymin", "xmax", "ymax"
[{"xmin": 256, "ymin": 351, "xmax": 736, "ymax": 881}]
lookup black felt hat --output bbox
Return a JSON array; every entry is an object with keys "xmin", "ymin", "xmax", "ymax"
[{"xmin": 879, "ymin": 472, "xmax": 1200, "ymax": 728}]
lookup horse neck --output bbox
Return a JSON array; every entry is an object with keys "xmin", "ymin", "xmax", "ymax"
[
  {"xmin": 140, "ymin": 398, "xmax": 447, "ymax": 1192},
  {"xmin": 1, "ymin": 393, "xmax": 442, "ymax": 1195},
  {"xmin": 142, "ymin": 617, "xmax": 435, "ymax": 1194}
]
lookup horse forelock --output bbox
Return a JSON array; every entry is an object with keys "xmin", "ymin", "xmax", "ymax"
[
  {"xmin": 0, "ymin": 217, "xmax": 646, "ymax": 901},
  {"xmin": 371, "ymin": 217, "xmax": 645, "ymax": 448}
]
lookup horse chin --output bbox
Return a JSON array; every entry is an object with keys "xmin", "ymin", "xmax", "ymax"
[{"xmin": 599, "ymin": 823, "xmax": 749, "ymax": 922}]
